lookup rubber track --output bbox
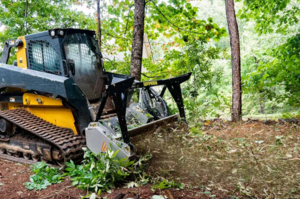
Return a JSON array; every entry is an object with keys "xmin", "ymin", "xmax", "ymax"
[{"xmin": 0, "ymin": 109, "xmax": 85, "ymax": 167}]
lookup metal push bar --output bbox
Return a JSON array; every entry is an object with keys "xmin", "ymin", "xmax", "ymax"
[{"xmin": 96, "ymin": 72, "xmax": 192, "ymax": 145}]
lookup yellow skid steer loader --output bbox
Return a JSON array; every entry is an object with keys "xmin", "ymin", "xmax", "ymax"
[{"xmin": 0, "ymin": 29, "xmax": 190, "ymax": 166}]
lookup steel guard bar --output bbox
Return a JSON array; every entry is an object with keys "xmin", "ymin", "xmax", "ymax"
[{"xmin": 96, "ymin": 72, "xmax": 192, "ymax": 146}]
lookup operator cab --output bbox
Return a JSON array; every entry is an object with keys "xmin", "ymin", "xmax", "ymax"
[{"xmin": 24, "ymin": 29, "xmax": 104, "ymax": 101}]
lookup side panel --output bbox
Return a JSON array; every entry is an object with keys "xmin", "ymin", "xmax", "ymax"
[
  {"xmin": 22, "ymin": 93, "xmax": 78, "ymax": 134},
  {"xmin": 24, "ymin": 107, "xmax": 77, "ymax": 134}
]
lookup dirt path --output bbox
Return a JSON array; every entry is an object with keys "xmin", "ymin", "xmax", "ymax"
[
  {"xmin": 0, "ymin": 159, "xmax": 84, "ymax": 198},
  {"xmin": 0, "ymin": 159, "xmax": 230, "ymax": 199}
]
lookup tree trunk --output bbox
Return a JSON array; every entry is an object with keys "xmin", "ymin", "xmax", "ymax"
[
  {"xmin": 258, "ymin": 97, "xmax": 265, "ymax": 114},
  {"xmin": 130, "ymin": 0, "xmax": 145, "ymax": 81},
  {"xmin": 254, "ymin": 56, "xmax": 265, "ymax": 114},
  {"xmin": 225, "ymin": 0, "xmax": 242, "ymax": 121},
  {"xmin": 97, "ymin": 0, "xmax": 101, "ymax": 51},
  {"xmin": 24, "ymin": 0, "xmax": 28, "ymax": 34}
]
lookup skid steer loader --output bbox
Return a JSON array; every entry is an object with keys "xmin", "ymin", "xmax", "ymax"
[{"xmin": 0, "ymin": 29, "xmax": 190, "ymax": 167}]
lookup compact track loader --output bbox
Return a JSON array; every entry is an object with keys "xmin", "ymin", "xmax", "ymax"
[{"xmin": 0, "ymin": 29, "xmax": 190, "ymax": 167}]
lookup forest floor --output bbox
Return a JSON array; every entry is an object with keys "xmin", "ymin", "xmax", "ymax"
[{"xmin": 1, "ymin": 119, "xmax": 300, "ymax": 198}]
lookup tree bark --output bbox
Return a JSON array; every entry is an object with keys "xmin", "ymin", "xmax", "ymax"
[
  {"xmin": 130, "ymin": 0, "xmax": 145, "ymax": 81},
  {"xmin": 97, "ymin": 0, "xmax": 101, "ymax": 51},
  {"xmin": 225, "ymin": 0, "xmax": 242, "ymax": 121}
]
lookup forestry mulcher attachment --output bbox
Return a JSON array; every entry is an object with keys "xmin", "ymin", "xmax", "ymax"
[{"xmin": 0, "ymin": 29, "xmax": 190, "ymax": 167}]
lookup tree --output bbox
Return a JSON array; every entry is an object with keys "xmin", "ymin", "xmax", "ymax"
[
  {"xmin": 130, "ymin": 0, "xmax": 145, "ymax": 81},
  {"xmin": 96, "ymin": 0, "xmax": 102, "ymax": 50},
  {"xmin": 225, "ymin": 0, "xmax": 242, "ymax": 121},
  {"xmin": 0, "ymin": 0, "xmax": 94, "ymax": 46}
]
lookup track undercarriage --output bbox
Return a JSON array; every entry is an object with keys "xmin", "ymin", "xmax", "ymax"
[{"xmin": 0, "ymin": 109, "xmax": 85, "ymax": 167}]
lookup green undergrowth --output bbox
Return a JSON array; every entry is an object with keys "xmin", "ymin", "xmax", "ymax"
[
  {"xmin": 24, "ymin": 162, "xmax": 64, "ymax": 190},
  {"xmin": 24, "ymin": 148, "xmax": 152, "ymax": 195},
  {"xmin": 65, "ymin": 147, "xmax": 144, "ymax": 193}
]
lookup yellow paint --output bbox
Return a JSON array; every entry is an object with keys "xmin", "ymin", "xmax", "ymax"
[
  {"xmin": 23, "ymin": 93, "xmax": 63, "ymax": 106},
  {"xmin": 7, "ymin": 103, "xmax": 22, "ymax": 110},
  {"xmin": 23, "ymin": 107, "xmax": 78, "ymax": 134},
  {"xmin": 143, "ymin": 81, "xmax": 158, "ymax": 87},
  {"xmin": 3, "ymin": 94, "xmax": 78, "ymax": 135},
  {"xmin": 16, "ymin": 36, "xmax": 27, "ymax": 69},
  {"xmin": 101, "ymin": 142, "xmax": 109, "ymax": 152}
]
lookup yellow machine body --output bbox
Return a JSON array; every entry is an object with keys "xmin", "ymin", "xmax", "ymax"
[{"xmin": 1, "ymin": 93, "xmax": 78, "ymax": 135}]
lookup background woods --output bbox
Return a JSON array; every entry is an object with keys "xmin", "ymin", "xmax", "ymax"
[{"xmin": 0, "ymin": 0, "xmax": 300, "ymax": 121}]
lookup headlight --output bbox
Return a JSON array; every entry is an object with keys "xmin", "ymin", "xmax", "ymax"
[
  {"xmin": 59, "ymin": 30, "xmax": 64, "ymax": 36},
  {"xmin": 50, "ymin": 30, "xmax": 56, "ymax": 37}
]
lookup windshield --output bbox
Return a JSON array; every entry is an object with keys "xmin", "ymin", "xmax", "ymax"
[{"xmin": 63, "ymin": 32, "xmax": 104, "ymax": 101}]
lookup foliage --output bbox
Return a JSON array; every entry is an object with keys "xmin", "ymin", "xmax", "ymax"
[
  {"xmin": 244, "ymin": 33, "xmax": 300, "ymax": 107},
  {"xmin": 238, "ymin": 0, "xmax": 300, "ymax": 35},
  {"xmin": 0, "ymin": 0, "xmax": 94, "ymax": 37},
  {"xmin": 24, "ymin": 148, "xmax": 151, "ymax": 194},
  {"xmin": 65, "ymin": 147, "xmax": 135, "ymax": 193},
  {"xmin": 24, "ymin": 162, "xmax": 64, "ymax": 190},
  {"xmin": 280, "ymin": 111, "xmax": 300, "ymax": 119},
  {"xmin": 151, "ymin": 179, "xmax": 184, "ymax": 191},
  {"xmin": 103, "ymin": 53, "xmax": 131, "ymax": 75},
  {"xmin": 142, "ymin": 39, "xmax": 228, "ymax": 119},
  {"xmin": 237, "ymin": 0, "xmax": 300, "ymax": 114},
  {"xmin": 142, "ymin": 41, "xmax": 221, "ymax": 80}
]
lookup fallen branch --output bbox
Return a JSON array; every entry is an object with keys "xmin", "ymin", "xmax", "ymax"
[
  {"xmin": 114, "ymin": 193, "xmax": 125, "ymax": 199},
  {"xmin": 250, "ymin": 147, "xmax": 262, "ymax": 170},
  {"xmin": 166, "ymin": 189, "xmax": 174, "ymax": 199}
]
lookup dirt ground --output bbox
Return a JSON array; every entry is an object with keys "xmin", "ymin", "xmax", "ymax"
[
  {"xmin": 0, "ymin": 158, "xmax": 230, "ymax": 199},
  {"xmin": 1, "ymin": 119, "xmax": 300, "ymax": 198}
]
